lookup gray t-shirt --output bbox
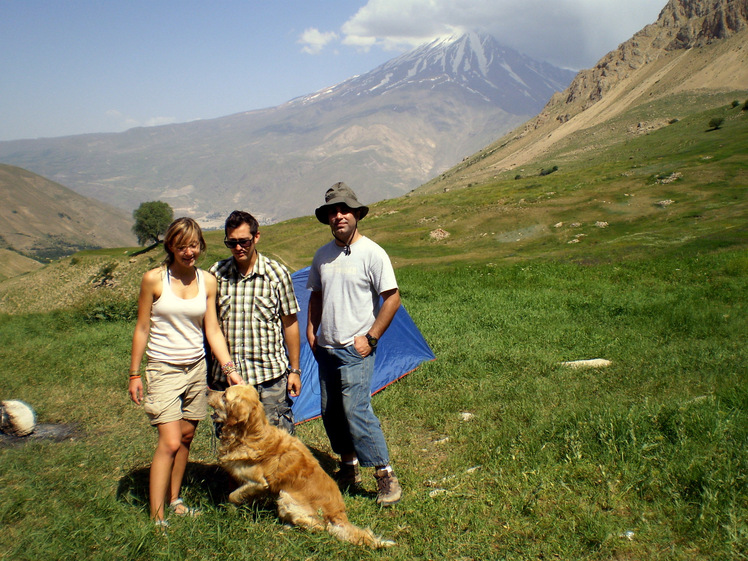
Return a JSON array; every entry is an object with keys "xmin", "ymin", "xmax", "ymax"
[{"xmin": 307, "ymin": 236, "xmax": 397, "ymax": 348}]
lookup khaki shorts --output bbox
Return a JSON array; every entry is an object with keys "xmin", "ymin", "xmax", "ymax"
[{"xmin": 143, "ymin": 359, "xmax": 208, "ymax": 425}]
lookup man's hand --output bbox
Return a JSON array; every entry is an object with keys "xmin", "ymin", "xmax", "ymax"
[
  {"xmin": 288, "ymin": 372, "xmax": 301, "ymax": 397},
  {"xmin": 353, "ymin": 335, "xmax": 373, "ymax": 358}
]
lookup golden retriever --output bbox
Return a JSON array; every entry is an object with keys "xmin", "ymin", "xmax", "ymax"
[{"xmin": 208, "ymin": 385, "xmax": 394, "ymax": 549}]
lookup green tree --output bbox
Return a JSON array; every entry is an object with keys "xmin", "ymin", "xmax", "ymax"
[{"xmin": 132, "ymin": 201, "xmax": 173, "ymax": 246}]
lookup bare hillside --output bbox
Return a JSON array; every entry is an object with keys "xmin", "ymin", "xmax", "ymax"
[
  {"xmin": 0, "ymin": 164, "xmax": 136, "ymax": 261},
  {"xmin": 417, "ymin": 0, "xmax": 748, "ymax": 193},
  {"xmin": 0, "ymin": 248, "xmax": 43, "ymax": 281}
]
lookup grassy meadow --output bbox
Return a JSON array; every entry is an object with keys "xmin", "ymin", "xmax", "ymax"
[{"xmin": 0, "ymin": 95, "xmax": 746, "ymax": 560}]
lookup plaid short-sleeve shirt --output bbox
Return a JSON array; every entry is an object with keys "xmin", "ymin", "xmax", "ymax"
[{"xmin": 209, "ymin": 253, "xmax": 300, "ymax": 386}]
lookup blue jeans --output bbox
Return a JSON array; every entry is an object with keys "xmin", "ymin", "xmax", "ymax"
[{"xmin": 315, "ymin": 345, "xmax": 390, "ymax": 467}]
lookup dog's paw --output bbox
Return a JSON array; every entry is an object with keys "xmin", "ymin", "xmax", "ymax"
[{"xmin": 223, "ymin": 502, "xmax": 239, "ymax": 514}]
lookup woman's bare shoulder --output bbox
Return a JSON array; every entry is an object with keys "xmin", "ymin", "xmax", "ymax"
[{"xmin": 141, "ymin": 266, "xmax": 165, "ymax": 286}]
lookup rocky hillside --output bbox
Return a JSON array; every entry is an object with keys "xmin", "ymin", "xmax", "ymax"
[
  {"xmin": 417, "ymin": 0, "xmax": 748, "ymax": 193},
  {"xmin": 0, "ymin": 164, "xmax": 136, "ymax": 261},
  {"xmin": 557, "ymin": 0, "xmax": 747, "ymax": 113}
]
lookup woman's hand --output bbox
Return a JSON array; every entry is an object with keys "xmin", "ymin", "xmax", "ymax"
[
  {"xmin": 227, "ymin": 371, "xmax": 245, "ymax": 386},
  {"xmin": 129, "ymin": 377, "xmax": 143, "ymax": 404}
]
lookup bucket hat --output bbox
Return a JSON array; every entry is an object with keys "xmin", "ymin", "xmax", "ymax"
[{"xmin": 315, "ymin": 182, "xmax": 369, "ymax": 224}]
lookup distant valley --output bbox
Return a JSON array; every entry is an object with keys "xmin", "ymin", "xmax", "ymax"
[
  {"xmin": 1, "ymin": 0, "xmax": 745, "ymax": 285},
  {"xmin": 0, "ymin": 32, "xmax": 575, "ymax": 227}
]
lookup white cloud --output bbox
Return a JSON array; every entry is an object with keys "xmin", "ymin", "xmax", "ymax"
[
  {"xmin": 298, "ymin": 27, "xmax": 339, "ymax": 54},
  {"xmin": 105, "ymin": 109, "xmax": 175, "ymax": 131},
  {"xmin": 105, "ymin": 109, "xmax": 139, "ymax": 129},
  {"xmin": 145, "ymin": 116, "xmax": 177, "ymax": 127},
  {"xmin": 338, "ymin": 0, "xmax": 665, "ymax": 68}
]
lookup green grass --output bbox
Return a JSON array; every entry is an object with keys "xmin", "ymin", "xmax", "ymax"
[
  {"xmin": 0, "ymin": 94, "xmax": 746, "ymax": 559},
  {"xmin": 1, "ymin": 247, "xmax": 745, "ymax": 560}
]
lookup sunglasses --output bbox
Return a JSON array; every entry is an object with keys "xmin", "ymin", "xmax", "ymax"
[{"xmin": 224, "ymin": 238, "xmax": 254, "ymax": 249}]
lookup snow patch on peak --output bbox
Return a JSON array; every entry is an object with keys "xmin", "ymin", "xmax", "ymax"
[
  {"xmin": 288, "ymin": 30, "xmax": 576, "ymax": 115},
  {"xmin": 500, "ymin": 61, "xmax": 528, "ymax": 88}
]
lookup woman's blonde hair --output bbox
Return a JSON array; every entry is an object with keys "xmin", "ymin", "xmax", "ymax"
[{"xmin": 162, "ymin": 217, "xmax": 206, "ymax": 266}]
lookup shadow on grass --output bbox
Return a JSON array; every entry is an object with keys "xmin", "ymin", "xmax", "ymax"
[
  {"xmin": 307, "ymin": 445, "xmax": 377, "ymax": 500},
  {"xmin": 129, "ymin": 241, "xmax": 161, "ymax": 257},
  {"xmin": 115, "ymin": 445, "xmax": 374, "ymax": 512},
  {"xmin": 0, "ymin": 423, "xmax": 83, "ymax": 448},
  {"xmin": 116, "ymin": 462, "xmax": 238, "ymax": 513}
]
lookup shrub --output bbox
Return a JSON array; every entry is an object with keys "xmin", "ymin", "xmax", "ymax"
[
  {"xmin": 91, "ymin": 262, "xmax": 118, "ymax": 287},
  {"xmin": 731, "ymin": 100, "xmax": 740, "ymax": 108},
  {"xmin": 76, "ymin": 291, "xmax": 138, "ymax": 322},
  {"xmin": 708, "ymin": 117, "xmax": 724, "ymax": 130},
  {"xmin": 540, "ymin": 165, "xmax": 559, "ymax": 177}
]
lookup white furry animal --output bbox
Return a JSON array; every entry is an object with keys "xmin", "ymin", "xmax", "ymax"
[
  {"xmin": 209, "ymin": 385, "xmax": 395, "ymax": 549},
  {"xmin": 0, "ymin": 400, "xmax": 37, "ymax": 436}
]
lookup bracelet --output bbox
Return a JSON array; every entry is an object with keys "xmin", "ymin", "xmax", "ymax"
[
  {"xmin": 129, "ymin": 374, "xmax": 141, "ymax": 380},
  {"xmin": 221, "ymin": 361, "xmax": 238, "ymax": 377},
  {"xmin": 288, "ymin": 367, "xmax": 301, "ymax": 375}
]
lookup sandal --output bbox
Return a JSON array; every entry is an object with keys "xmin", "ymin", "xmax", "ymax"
[
  {"xmin": 169, "ymin": 498, "xmax": 202, "ymax": 517},
  {"xmin": 154, "ymin": 519, "xmax": 169, "ymax": 535}
]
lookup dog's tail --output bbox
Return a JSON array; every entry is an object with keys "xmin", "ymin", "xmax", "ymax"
[{"xmin": 326, "ymin": 520, "xmax": 395, "ymax": 549}]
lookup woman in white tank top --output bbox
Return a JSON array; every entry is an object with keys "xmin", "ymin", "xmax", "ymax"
[{"xmin": 128, "ymin": 218, "xmax": 243, "ymax": 527}]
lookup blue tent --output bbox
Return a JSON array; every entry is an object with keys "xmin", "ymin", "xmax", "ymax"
[{"xmin": 290, "ymin": 266, "xmax": 435, "ymax": 424}]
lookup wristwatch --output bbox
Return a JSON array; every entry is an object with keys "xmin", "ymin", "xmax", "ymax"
[
  {"xmin": 288, "ymin": 367, "xmax": 302, "ymax": 375},
  {"xmin": 365, "ymin": 334, "xmax": 378, "ymax": 348}
]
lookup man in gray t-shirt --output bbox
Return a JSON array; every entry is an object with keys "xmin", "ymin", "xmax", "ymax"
[{"xmin": 306, "ymin": 182, "xmax": 403, "ymax": 507}]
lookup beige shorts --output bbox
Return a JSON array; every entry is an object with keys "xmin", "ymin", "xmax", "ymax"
[{"xmin": 143, "ymin": 359, "xmax": 208, "ymax": 425}]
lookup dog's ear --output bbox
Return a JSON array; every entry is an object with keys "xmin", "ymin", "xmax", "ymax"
[
  {"xmin": 224, "ymin": 387, "xmax": 252, "ymax": 426},
  {"xmin": 207, "ymin": 389, "xmax": 225, "ymax": 409}
]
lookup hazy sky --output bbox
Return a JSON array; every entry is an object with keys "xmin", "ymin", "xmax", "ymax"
[{"xmin": 0, "ymin": 0, "xmax": 666, "ymax": 141}]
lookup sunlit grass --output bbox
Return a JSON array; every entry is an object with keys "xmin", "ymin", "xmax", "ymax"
[
  {"xmin": 1, "ymin": 246, "xmax": 745, "ymax": 559},
  {"xmin": 0, "ymin": 92, "xmax": 746, "ymax": 560}
]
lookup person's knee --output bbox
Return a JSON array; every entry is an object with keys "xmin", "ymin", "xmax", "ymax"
[
  {"xmin": 157, "ymin": 436, "xmax": 183, "ymax": 456},
  {"xmin": 180, "ymin": 422, "xmax": 198, "ymax": 446}
]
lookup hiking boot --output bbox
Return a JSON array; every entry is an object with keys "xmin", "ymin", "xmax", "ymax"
[
  {"xmin": 334, "ymin": 462, "xmax": 362, "ymax": 490},
  {"xmin": 374, "ymin": 469, "xmax": 402, "ymax": 506}
]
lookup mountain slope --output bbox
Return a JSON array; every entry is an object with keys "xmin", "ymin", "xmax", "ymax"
[
  {"xmin": 290, "ymin": 31, "xmax": 572, "ymax": 114},
  {"xmin": 0, "ymin": 248, "xmax": 43, "ymax": 281},
  {"xmin": 416, "ymin": 0, "xmax": 748, "ymax": 194},
  {"xmin": 0, "ymin": 33, "xmax": 575, "ymax": 226},
  {"xmin": 0, "ymin": 164, "xmax": 136, "ymax": 260}
]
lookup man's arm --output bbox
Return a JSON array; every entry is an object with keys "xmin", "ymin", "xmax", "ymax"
[
  {"xmin": 281, "ymin": 313, "xmax": 301, "ymax": 397},
  {"xmin": 307, "ymin": 290, "xmax": 323, "ymax": 352},
  {"xmin": 353, "ymin": 288, "xmax": 401, "ymax": 358}
]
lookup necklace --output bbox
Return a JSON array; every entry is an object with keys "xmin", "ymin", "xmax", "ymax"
[{"xmin": 168, "ymin": 266, "xmax": 196, "ymax": 285}]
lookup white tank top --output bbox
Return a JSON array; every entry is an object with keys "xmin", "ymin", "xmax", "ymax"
[{"xmin": 146, "ymin": 268, "xmax": 207, "ymax": 364}]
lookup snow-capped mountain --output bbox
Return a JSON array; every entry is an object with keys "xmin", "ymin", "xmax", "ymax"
[
  {"xmin": 293, "ymin": 31, "xmax": 575, "ymax": 115},
  {"xmin": 0, "ymin": 32, "xmax": 576, "ymax": 224}
]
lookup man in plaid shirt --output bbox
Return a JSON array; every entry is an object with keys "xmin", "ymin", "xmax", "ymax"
[{"xmin": 209, "ymin": 210, "xmax": 301, "ymax": 434}]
